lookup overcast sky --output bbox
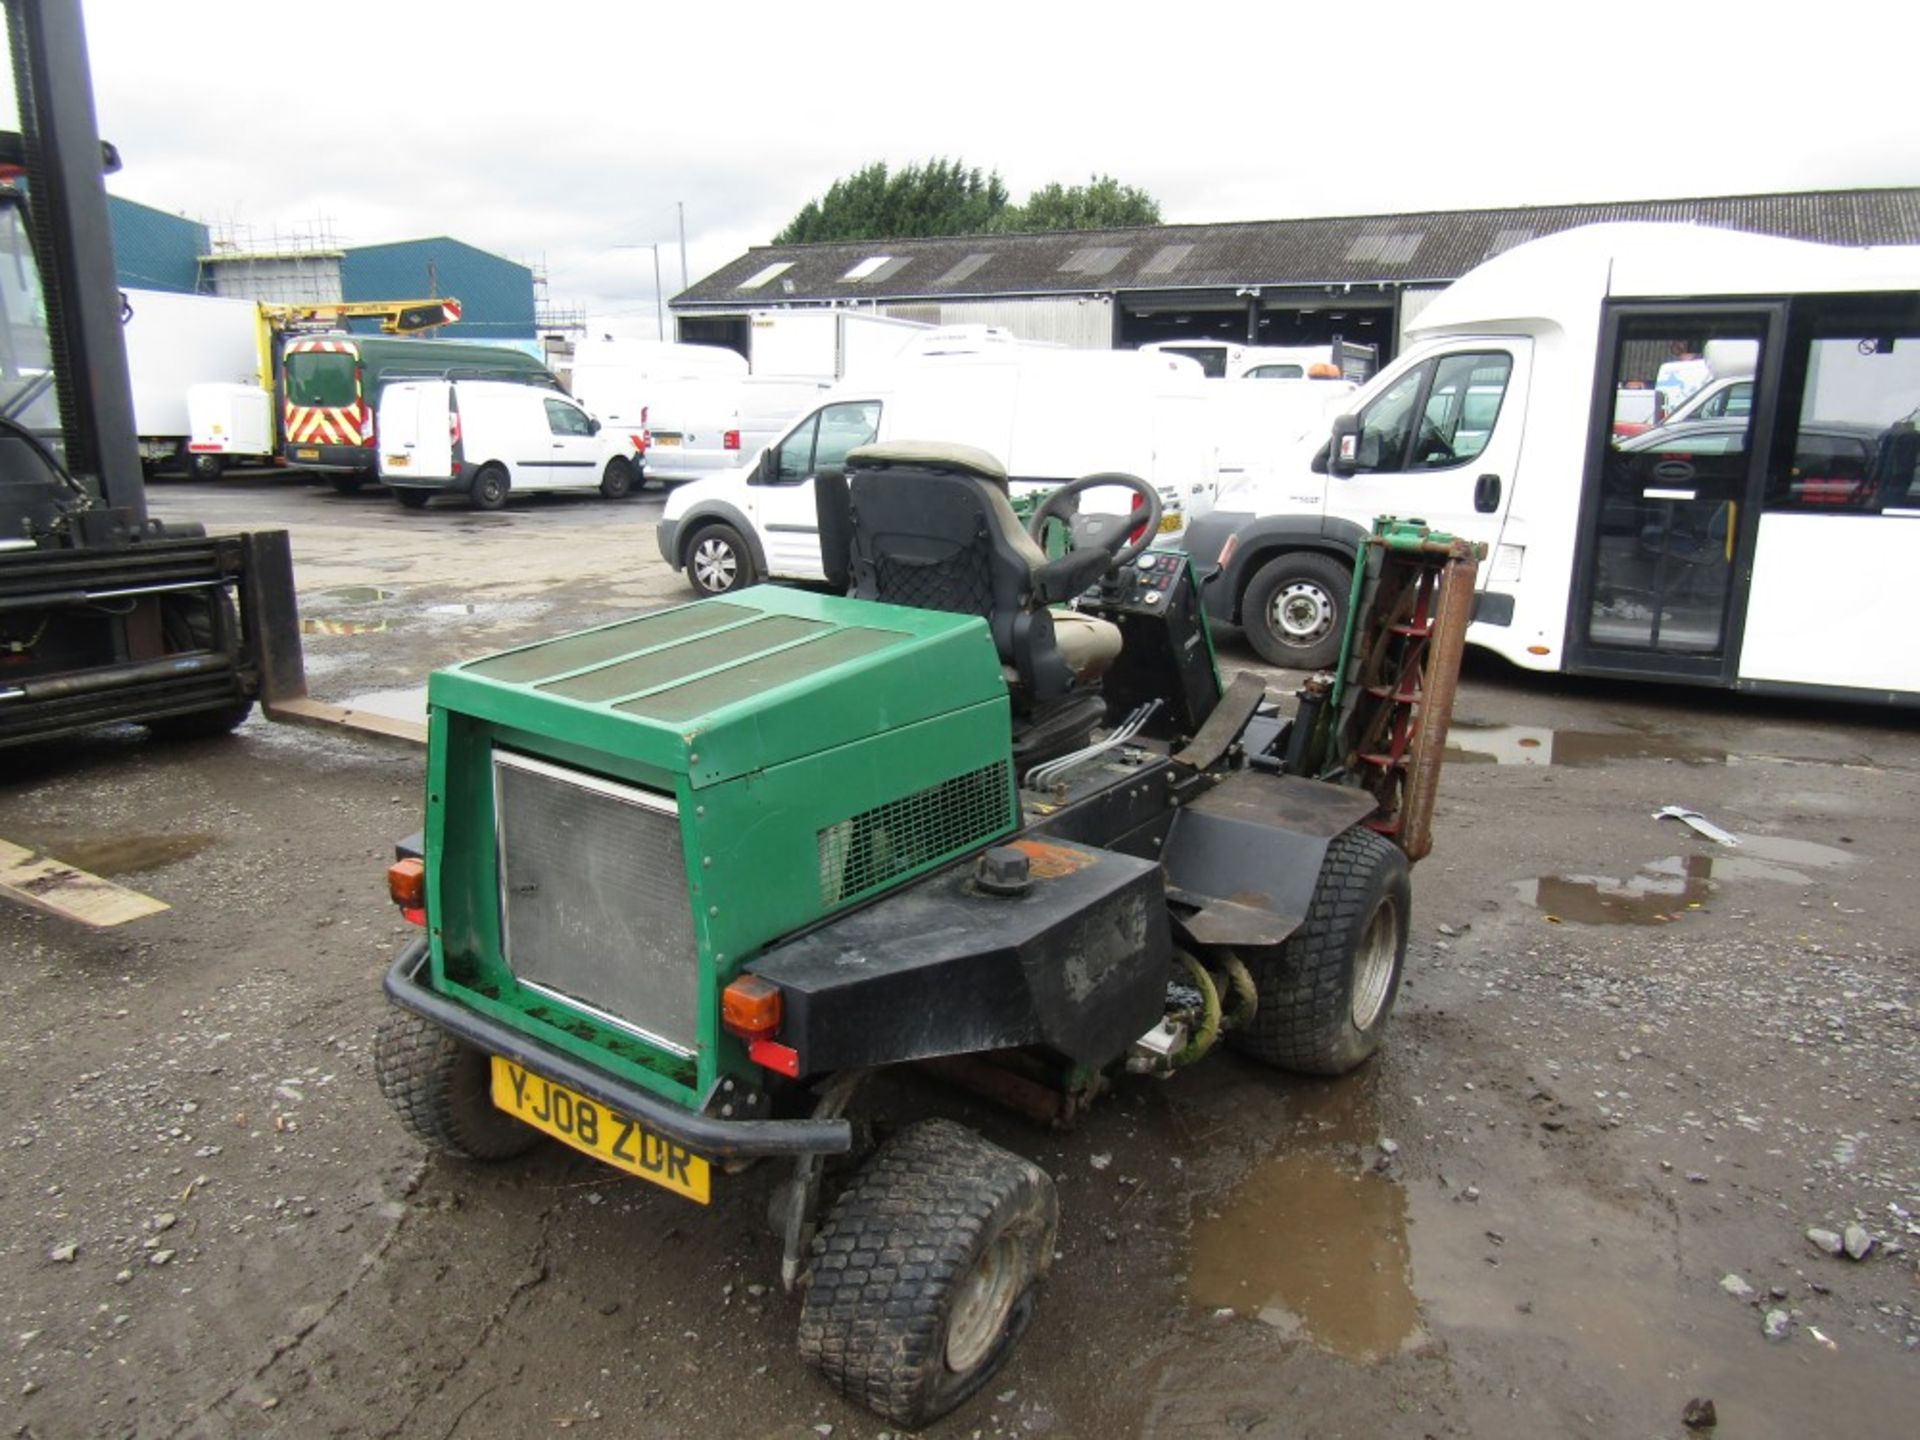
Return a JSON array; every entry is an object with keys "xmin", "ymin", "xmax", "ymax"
[{"xmin": 51, "ymin": 0, "xmax": 1920, "ymax": 335}]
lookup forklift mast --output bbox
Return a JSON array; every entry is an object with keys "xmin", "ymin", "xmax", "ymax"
[{"xmin": 5, "ymin": 0, "xmax": 142, "ymax": 517}]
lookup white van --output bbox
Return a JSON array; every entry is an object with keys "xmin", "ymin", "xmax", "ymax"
[
  {"xmin": 642, "ymin": 375, "xmax": 832, "ymax": 484},
  {"xmin": 657, "ymin": 345, "xmax": 1226, "ymax": 596},
  {"xmin": 378, "ymin": 380, "xmax": 646, "ymax": 511}
]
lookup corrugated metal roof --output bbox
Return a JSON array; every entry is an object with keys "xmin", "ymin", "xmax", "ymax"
[{"xmin": 677, "ymin": 188, "xmax": 1920, "ymax": 309}]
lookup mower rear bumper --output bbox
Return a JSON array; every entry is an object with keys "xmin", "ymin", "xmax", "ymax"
[{"xmin": 383, "ymin": 939, "xmax": 853, "ymax": 1161}]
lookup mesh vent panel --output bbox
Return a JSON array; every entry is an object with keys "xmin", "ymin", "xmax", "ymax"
[{"xmin": 818, "ymin": 761, "xmax": 1011, "ymax": 907}]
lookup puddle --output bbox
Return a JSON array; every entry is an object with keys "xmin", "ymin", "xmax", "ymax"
[
  {"xmin": 325, "ymin": 586, "xmax": 395, "ymax": 604},
  {"xmin": 301, "ymin": 616, "xmax": 392, "ymax": 636},
  {"xmin": 337, "ymin": 685, "xmax": 429, "ymax": 725},
  {"xmin": 1521, "ymin": 834, "xmax": 1855, "ymax": 924},
  {"xmin": 1187, "ymin": 1150, "xmax": 1421, "ymax": 1360},
  {"xmin": 25, "ymin": 831, "xmax": 215, "ymax": 876},
  {"xmin": 1446, "ymin": 722, "xmax": 1725, "ymax": 767}
]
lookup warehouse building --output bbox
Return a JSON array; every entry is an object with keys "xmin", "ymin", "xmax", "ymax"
[
  {"xmin": 672, "ymin": 187, "xmax": 1920, "ymax": 365},
  {"xmin": 102, "ymin": 196, "xmax": 537, "ymax": 344}
]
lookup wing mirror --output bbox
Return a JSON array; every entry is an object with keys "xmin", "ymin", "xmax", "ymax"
[{"xmin": 1328, "ymin": 414, "xmax": 1361, "ymax": 477}]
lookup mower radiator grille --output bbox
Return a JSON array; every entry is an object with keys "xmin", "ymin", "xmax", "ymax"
[
  {"xmin": 817, "ymin": 760, "xmax": 1011, "ymax": 907},
  {"xmin": 493, "ymin": 751, "xmax": 699, "ymax": 1056}
]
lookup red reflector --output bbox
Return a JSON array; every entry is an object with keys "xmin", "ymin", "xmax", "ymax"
[
  {"xmin": 723, "ymin": 430, "xmax": 741, "ymax": 450},
  {"xmin": 401, "ymin": 906, "xmax": 426, "ymax": 927},
  {"xmin": 748, "ymin": 1038, "xmax": 801, "ymax": 1078}
]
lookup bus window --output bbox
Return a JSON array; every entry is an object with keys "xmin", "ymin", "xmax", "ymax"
[{"xmin": 1772, "ymin": 329, "xmax": 1920, "ymax": 513}]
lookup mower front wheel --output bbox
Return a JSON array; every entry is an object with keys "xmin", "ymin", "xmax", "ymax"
[
  {"xmin": 798, "ymin": 1119, "xmax": 1057, "ymax": 1428},
  {"xmin": 1230, "ymin": 825, "xmax": 1410, "ymax": 1075},
  {"xmin": 374, "ymin": 1009, "xmax": 539, "ymax": 1161}
]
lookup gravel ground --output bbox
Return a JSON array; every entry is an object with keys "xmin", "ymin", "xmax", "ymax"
[{"xmin": 0, "ymin": 477, "xmax": 1913, "ymax": 1439}]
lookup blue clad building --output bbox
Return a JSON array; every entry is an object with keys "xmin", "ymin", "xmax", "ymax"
[
  {"xmin": 342, "ymin": 237, "xmax": 536, "ymax": 344},
  {"xmin": 107, "ymin": 195, "xmax": 206, "ymax": 294}
]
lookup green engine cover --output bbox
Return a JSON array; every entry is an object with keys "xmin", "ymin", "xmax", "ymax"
[{"xmin": 419, "ymin": 586, "xmax": 1017, "ymax": 1107}]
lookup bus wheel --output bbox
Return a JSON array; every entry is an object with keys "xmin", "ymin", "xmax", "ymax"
[
  {"xmin": 469, "ymin": 464, "xmax": 510, "ymax": 511},
  {"xmin": 1243, "ymin": 552, "xmax": 1350, "ymax": 671}
]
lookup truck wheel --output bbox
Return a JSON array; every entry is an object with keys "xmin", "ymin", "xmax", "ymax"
[
  {"xmin": 1242, "ymin": 551, "xmax": 1351, "ymax": 671},
  {"xmin": 599, "ymin": 456, "xmax": 636, "ymax": 499},
  {"xmin": 469, "ymin": 464, "xmax": 510, "ymax": 511},
  {"xmin": 373, "ymin": 1010, "xmax": 538, "ymax": 1162},
  {"xmin": 329, "ymin": 475, "xmax": 366, "ymax": 495},
  {"xmin": 145, "ymin": 591, "xmax": 253, "ymax": 740},
  {"xmin": 186, "ymin": 452, "xmax": 224, "ymax": 481},
  {"xmin": 393, "ymin": 488, "xmax": 432, "ymax": 510},
  {"xmin": 1229, "ymin": 826, "xmax": 1410, "ymax": 1075},
  {"xmin": 798, "ymin": 1119, "xmax": 1056, "ymax": 1428},
  {"xmin": 684, "ymin": 522, "xmax": 756, "ymax": 596}
]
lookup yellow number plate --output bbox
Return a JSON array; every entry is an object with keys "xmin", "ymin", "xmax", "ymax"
[
  {"xmin": 295, "ymin": 448, "xmax": 320, "ymax": 460},
  {"xmin": 386, "ymin": 455, "xmax": 410, "ymax": 468},
  {"xmin": 652, "ymin": 434, "xmax": 681, "ymax": 447},
  {"xmin": 490, "ymin": 1057, "xmax": 710, "ymax": 1203}
]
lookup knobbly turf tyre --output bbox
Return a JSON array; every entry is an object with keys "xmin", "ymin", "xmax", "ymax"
[
  {"xmin": 1241, "ymin": 550, "xmax": 1351, "ymax": 671},
  {"xmin": 393, "ymin": 487, "xmax": 432, "ymax": 509},
  {"xmin": 599, "ymin": 455, "xmax": 636, "ymax": 499},
  {"xmin": 683, "ymin": 521, "xmax": 756, "ymax": 596},
  {"xmin": 1229, "ymin": 826, "xmax": 1411, "ymax": 1075},
  {"xmin": 798, "ymin": 1119, "xmax": 1058, "ymax": 1428},
  {"xmin": 374, "ymin": 1010, "xmax": 538, "ymax": 1161},
  {"xmin": 328, "ymin": 475, "xmax": 366, "ymax": 494},
  {"xmin": 145, "ymin": 591, "xmax": 253, "ymax": 740},
  {"xmin": 468, "ymin": 463, "xmax": 510, "ymax": 511}
]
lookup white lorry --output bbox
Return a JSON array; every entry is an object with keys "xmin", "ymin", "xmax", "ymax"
[
  {"xmin": 121, "ymin": 288, "xmax": 264, "ymax": 477},
  {"xmin": 1182, "ymin": 222, "xmax": 1920, "ymax": 702},
  {"xmin": 744, "ymin": 308, "xmax": 932, "ymax": 381},
  {"xmin": 377, "ymin": 379, "xmax": 646, "ymax": 510},
  {"xmin": 657, "ymin": 339, "xmax": 1220, "ymax": 597}
]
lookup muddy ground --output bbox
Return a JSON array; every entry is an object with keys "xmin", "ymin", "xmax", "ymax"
[{"xmin": 1, "ymin": 474, "xmax": 1915, "ymax": 1440}]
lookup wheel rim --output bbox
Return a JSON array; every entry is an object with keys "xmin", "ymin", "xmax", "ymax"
[
  {"xmin": 1350, "ymin": 896, "xmax": 1400, "ymax": 1031},
  {"xmin": 1271, "ymin": 580, "xmax": 1334, "ymax": 646},
  {"xmin": 945, "ymin": 1233, "xmax": 1021, "ymax": 1375},
  {"xmin": 692, "ymin": 537, "xmax": 737, "ymax": 592}
]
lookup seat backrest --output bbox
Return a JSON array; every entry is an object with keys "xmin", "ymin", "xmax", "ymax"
[{"xmin": 844, "ymin": 445, "xmax": 1074, "ymax": 702}]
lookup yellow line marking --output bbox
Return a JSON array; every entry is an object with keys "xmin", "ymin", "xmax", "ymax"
[{"xmin": 0, "ymin": 838, "xmax": 170, "ymax": 927}]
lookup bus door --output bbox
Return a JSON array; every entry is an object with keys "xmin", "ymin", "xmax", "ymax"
[
  {"xmin": 1735, "ymin": 293, "xmax": 1920, "ymax": 697},
  {"xmin": 1570, "ymin": 305, "xmax": 1781, "ymax": 682}
]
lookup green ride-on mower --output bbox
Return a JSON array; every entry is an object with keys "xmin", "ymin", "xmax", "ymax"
[{"xmin": 374, "ymin": 441, "xmax": 1478, "ymax": 1428}]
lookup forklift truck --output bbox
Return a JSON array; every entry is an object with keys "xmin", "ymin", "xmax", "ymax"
[
  {"xmin": 375, "ymin": 440, "xmax": 1476, "ymax": 1426},
  {"xmin": 0, "ymin": 0, "xmax": 301, "ymax": 751}
]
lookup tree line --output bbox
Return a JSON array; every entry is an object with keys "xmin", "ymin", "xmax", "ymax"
[{"xmin": 774, "ymin": 159, "xmax": 1161, "ymax": 244}]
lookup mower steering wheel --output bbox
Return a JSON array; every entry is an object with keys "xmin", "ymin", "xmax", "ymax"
[{"xmin": 1026, "ymin": 472, "xmax": 1164, "ymax": 570}]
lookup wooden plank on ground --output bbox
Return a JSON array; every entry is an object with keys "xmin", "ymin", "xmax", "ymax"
[
  {"xmin": 0, "ymin": 837, "xmax": 170, "ymax": 927},
  {"xmin": 268, "ymin": 696, "xmax": 428, "ymax": 745}
]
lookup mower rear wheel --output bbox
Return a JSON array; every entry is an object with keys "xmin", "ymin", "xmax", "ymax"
[
  {"xmin": 1229, "ymin": 825, "xmax": 1410, "ymax": 1075},
  {"xmin": 798, "ymin": 1119, "xmax": 1057, "ymax": 1428},
  {"xmin": 374, "ymin": 1009, "xmax": 538, "ymax": 1161}
]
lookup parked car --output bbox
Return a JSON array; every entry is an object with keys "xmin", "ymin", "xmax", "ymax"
[{"xmin": 378, "ymin": 380, "xmax": 646, "ymax": 510}]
